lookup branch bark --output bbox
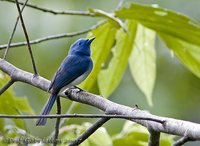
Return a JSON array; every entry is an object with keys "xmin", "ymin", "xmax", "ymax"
[
  {"xmin": 0, "ymin": 79, "xmax": 15, "ymax": 95},
  {"xmin": 173, "ymin": 136, "xmax": 194, "ymax": 146},
  {"xmin": 1, "ymin": 58, "xmax": 200, "ymax": 142},
  {"xmin": 148, "ymin": 128, "xmax": 160, "ymax": 146},
  {"xmin": 64, "ymin": 89, "xmax": 200, "ymax": 139}
]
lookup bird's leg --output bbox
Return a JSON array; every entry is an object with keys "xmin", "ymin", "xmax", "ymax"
[{"xmin": 67, "ymin": 86, "xmax": 85, "ymax": 92}]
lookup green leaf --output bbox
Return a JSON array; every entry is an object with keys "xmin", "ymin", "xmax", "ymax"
[
  {"xmin": 59, "ymin": 124, "xmax": 89, "ymax": 146},
  {"xmin": 115, "ymin": 3, "xmax": 200, "ymax": 79},
  {"xmin": 98, "ymin": 20, "xmax": 137, "ymax": 97},
  {"xmin": 113, "ymin": 121, "xmax": 174, "ymax": 146},
  {"xmin": 0, "ymin": 72, "xmax": 34, "ymax": 130},
  {"xmin": 0, "ymin": 119, "xmax": 4, "ymax": 133},
  {"xmin": 80, "ymin": 22, "xmax": 117, "ymax": 91},
  {"xmin": 159, "ymin": 33, "xmax": 200, "ymax": 78},
  {"xmin": 85, "ymin": 123, "xmax": 112, "ymax": 146},
  {"xmin": 115, "ymin": 3, "xmax": 200, "ymax": 46},
  {"xmin": 129, "ymin": 24, "xmax": 156, "ymax": 106},
  {"xmin": 0, "ymin": 140, "xmax": 7, "ymax": 146}
]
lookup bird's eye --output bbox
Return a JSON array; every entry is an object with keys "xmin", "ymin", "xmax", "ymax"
[{"xmin": 78, "ymin": 42, "xmax": 83, "ymax": 46}]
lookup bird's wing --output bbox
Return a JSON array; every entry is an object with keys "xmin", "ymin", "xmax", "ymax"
[{"xmin": 48, "ymin": 55, "xmax": 92, "ymax": 92}]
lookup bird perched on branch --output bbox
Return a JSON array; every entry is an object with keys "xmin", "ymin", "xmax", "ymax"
[{"xmin": 36, "ymin": 38, "xmax": 95, "ymax": 126}]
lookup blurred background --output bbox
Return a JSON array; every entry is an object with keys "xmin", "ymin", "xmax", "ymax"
[{"xmin": 0, "ymin": 0, "xmax": 200, "ymax": 146}]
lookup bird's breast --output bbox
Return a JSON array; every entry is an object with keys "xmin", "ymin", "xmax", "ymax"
[{"xmin": 68, "ymin": 62, "xmax": 93, "ymax": 86}]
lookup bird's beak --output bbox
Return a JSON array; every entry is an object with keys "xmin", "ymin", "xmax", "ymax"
[{"xmin": 88, "ymin": 37, "xmax": 95, "ymax": 44}]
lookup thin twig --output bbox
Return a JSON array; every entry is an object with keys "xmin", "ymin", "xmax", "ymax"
[
  {"xmin": 69, "ymin": 118, "xmax": 110, "ymax": 146},
  {"xmin": 148, "ymin": 128, "xmax": 160, "ymax": 146},
  {"xmin": 60, "ymin": 101, "xmax": 77, "ymax": 126},
  {"xmin": 2, "ymin": 59, "xmax": 200, "ymax": 141},
  {"xmin": 53, "ymin": 97, "xmax": 61, "ymax": 146},
  {"xmin": 0, "ymin": 113, "xmax": 165, "ymax": 124},
  {"xmin": 15, "ymin": 0, "xmax": 38, "ymax": 75},
  {"xmin": 49, "ymin": 102, "xmax": 77, "ymax": 139},
  {"xmin": 1, "ymin": 0, "xmax": 94, "ymax": 16},
  {"xmin": 173, "ymin": 136, "xmax": 194, "ymax": 146},
  {"xmin": 3, "ymin": 0, "xmax": 29, "ymax": 60},
  {"xmin": 0, "ymin": 21, "xmax": 106, "ymax": 50},
  {"xmin": 117, "ymin": 0, "xmax": 125, "ymax": 10},
  {"xmin": 0, "ymin": 79, "xmax": 15, "ymax": 95}
]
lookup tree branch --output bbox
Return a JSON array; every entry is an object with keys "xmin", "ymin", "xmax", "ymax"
[
  {"xmin": 49, "ymin": 101, "xmax": 77, "ymax": 139},
  {"xmin": 53, "ymin": 97, "xmax": 61, "ymax": 146},
  {"xmin": 64, "ymin": 89, "xmax": 200, "ymax": 140},
  {"xmin": 1, "ymin": 0, "xmax": 94, "ymax": 16},
  {"xmin": 0, "ymin": 79, "xmax": 15, "ymax": 95},
  {"xmin": 0, "ymin": 113, "xmax": 164, "ymax": 123},
  {"xmin": 117, "ymin": 0, "xmax": 125, "ymax": 10},
  {"xmin": 3, "ymin": 0, "xmax": 29, "ymax": 59},
  {"xmin": 0, "ymin": 58, "xmax": 49, "ymax": 90},
  {"xmin": 0, "ymin": 21, "xmax": 105, "ymax": 50},
  {"xmin": 15, "ymin": 0, "xmax": 38, "ymax": 75},
  {"xmin": 1, "ymin": 59, "xmax": 200, "ymax": 142},
  {"xmin": 173, "ymin": 136, "xmax": 194, "ymax": 146},
  {"xmin": 148, "ymin": 128, "xmax": 160, "ymax": 146},
  {"xmin": 60, "ymin": 101, "xmax": 77, "ymax": 126},
  {"xmin": 69, "ymin": 118, "xmax": 110, "ymax": 146}
]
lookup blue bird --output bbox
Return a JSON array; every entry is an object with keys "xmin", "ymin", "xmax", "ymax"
[{"xmin": 36, "ymin": 38, "xmax": 95, "ymax": 126}]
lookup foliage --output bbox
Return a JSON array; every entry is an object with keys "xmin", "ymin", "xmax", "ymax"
[
  {"xmin": 0, "ymin": 125, "xmax": 35, "ymax": 146},
  {"xmin": 59, "ymin": 122, "xmax": 112, "ymax": 146},
  {"xmin": 80, "ymin": 22, "xmax": 117, "ymax": 91},
  {"xmin": 98, "ymin": 20, "xmax": 137, "ymax": 97},
  {"xmin": 80, "ymin": 3, "xmax": 200, "ymax": 105},
  {"xmin": 129, "ymin": 24, "xmax": 156, "ymax": 106},
  {"xmin": 0, "ymin": 72, "xmax": 34, "ymax": 132},
  {"xmin": 113, "ymin": 121, "xmax": 174, "ymax": 146},
  {"xmin": 58, "ymin": 121, "xmax": 174, "ymax": 146},
  {"xmin": 0, "ymin": 1, "xmax": 200, "ymax": 145}
]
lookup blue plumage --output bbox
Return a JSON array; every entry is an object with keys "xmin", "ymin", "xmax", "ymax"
[{"xmin": 36, "ymin": 38, "xmax": 94, "ymax": 126}]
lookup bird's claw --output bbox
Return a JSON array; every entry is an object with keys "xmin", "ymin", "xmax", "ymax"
[{"xmin": 74, "ymin": 86, "xmax": 85, "ymax": 93}]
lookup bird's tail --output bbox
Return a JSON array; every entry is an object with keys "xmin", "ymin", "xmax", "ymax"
[{"xmin": 36, "ymin": 93, "xmax": 58, "ymax": 126}]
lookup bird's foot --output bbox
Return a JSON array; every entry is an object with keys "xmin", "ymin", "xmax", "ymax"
[{"xmin": 74, "ymin": 86, "xmax": 85, "ymax": 93}]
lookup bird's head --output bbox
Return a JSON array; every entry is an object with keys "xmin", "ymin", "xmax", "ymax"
[{"xmin": 69, "ymin": 38, "xmax": 95, "ymax": 56}]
